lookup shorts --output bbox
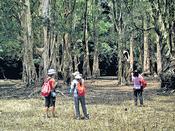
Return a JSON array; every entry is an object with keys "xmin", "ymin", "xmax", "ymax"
[{"xmin": 45, "ymin": 93, "xmax": 56, "ymax": 108}]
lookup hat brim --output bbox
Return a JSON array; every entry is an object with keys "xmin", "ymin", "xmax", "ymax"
[
  {"xmin": 72, "ymin": 71, "xmax": 80, "ymax": 76},
  {"xmin": 48, "ymin": 72, "xmax": 56, "ymax": 75},
  {"xmin": 75, "ymin": 75, "xmax": 82, "ymax": 79}
]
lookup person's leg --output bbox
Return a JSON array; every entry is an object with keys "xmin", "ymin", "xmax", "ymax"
[
  {"xmin": 45, "ymin": 96, "xmax": 50, "ymax": 118},
  {"xmin": 74, "ymin": 96, "xmax": 80, "ymax": 119},
  {"xmin": 51, "ymin": 106, "xmax": 55, "ymax": 117},
  {"xmin": 79, "ymin": 96, "xmax": 88, "ymax": 119},
  {"xmin": 50, "ymin": 96, "xmax": 56, "ymax": 117},
  {"xmin": 138, "ymin": 90, "xmax": 143, "ymax": 106},
  {"xmin": 134, "ymin": 89, "xmax": 138, "ymax": 106}
]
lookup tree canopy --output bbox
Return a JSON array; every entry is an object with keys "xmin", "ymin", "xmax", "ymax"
[{"xmin": 0, "ymin": 0, "xmax": 175, "ymax": 86}]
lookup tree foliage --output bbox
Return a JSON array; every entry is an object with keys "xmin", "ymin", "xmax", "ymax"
[{"xmin": 0, "ymin": 0, "xmax": 175, "ymax": 85}]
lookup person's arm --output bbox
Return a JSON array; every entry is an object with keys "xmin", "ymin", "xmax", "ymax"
[
  {"xmin": 54, "ymin": 81, "xmax": 58, "ymax": 89},
  {"xmin": 139, "ymin": 74, "xmax": 144, "ymax": 80},
  {"xmin": 70, "ymin": 80, "xmax": 76, "ymax": 93}
]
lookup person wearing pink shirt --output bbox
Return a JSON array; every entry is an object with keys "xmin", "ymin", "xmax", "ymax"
[{"xmin": 132, "ymin": 70, "xmax": 144, "ymax": 106}]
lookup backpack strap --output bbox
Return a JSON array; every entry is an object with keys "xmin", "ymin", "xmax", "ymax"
[
  {"xmin": 45, "ymin": 77, "xmax": 52, "ymax": 82},
  {"xmin": 42, "ymin": 77, "xmax": 52, "ymax": 87}
]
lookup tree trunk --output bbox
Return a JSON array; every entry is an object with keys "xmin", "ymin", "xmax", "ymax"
[
  {"xmin": 128, "ymin": 33, "xmax": 134, "ymax": 83},
  {"xmin": 156, "ymin": 33, "xmax": 162, "ymax": 74},
  {"xmin": 63, "ymin": 33, "xmax": 72, "ymax": 84},
  {"xmin": 92, "ymin": 0, "xmax": 100, "ymax": 78},
  {"xmin": 112, "ymin": 0, "xmax": 124, "ymax": 84},
  {"xmin": 21, "ymin": 0, "xmax": 36, "ymax": 85},
  {"xmin": 73, "ymin": 56, "xmax": 80, "ymax": 72},
  {"xmin": 56, "ymin": 35, "xmax": 62, "ymax": 72},
  {"xmin": 92, "ymin": 40, "xmax": 100, "ymax": 78},
  {"xmin": 83, "ymin": 0, "xmax": 91, "ymax": 78},
  {"xmin": 42, "ymin": 0, "xmax": 50, "ymax": 76},
  {"xmin": 130, "ymin": 33, "xmax": 134, "ymax": 73},
  {"xmin": 118, "ymin": 31, "xmax": 123, "ymax": 84},
  {"xmin": 49, "ymin": 33, "xmax": 57, "ymax": 70},
  {"xmin": 172, "ymin": 22, "xmax": 175, "ymax": 49},
  {"xmin": 143, "ymin": 16, "xmax": 150, "ymax": 74}
]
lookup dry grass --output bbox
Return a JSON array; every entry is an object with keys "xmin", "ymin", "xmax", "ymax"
[{"xmin": 0, "ymin": 80, "xmax": 175, "ymax": 131}]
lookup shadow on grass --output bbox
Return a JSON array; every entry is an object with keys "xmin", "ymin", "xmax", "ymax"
[
  {"xmin": 0, "ymin": 85, "xmax": 37, "ymax": 99},
  {"xmin": 85, "ymin": 87, "xmax": 158, "ymax": 106},
  {"xmin": 0, "ymin": 83, "xmax": 160, "ymax": 106}
]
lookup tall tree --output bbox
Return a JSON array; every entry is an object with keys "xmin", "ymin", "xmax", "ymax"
[
  {"xmin": 143, "ymin": 15, "xmax": 151, "ymax": 74},
  {"xmin": 112, "ymin": 0, "xmax": 124, "ymax": 84},
  {"xmin": 62, "ymin": 0, "xmax": 76, "ymax": 83},
  {"xmin": 21, "ymin": 0, "xmax": 36, "ymax": 85},
  {"xmin": 83, "ymin": 0, "xmax": 91, "ymax": 78},
  {"xmin": 42, "ymin": 0, "xmax": 50, "ymax": 75},
  {"xmin": 129, "ymin": 33, "xmax": 134, "ymax": 74},
  {"xmin": 92, "ymin": 0, "xmax": 100, "ymax": 78}
]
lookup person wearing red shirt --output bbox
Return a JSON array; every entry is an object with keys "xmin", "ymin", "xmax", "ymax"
[{"xmin": 44, "ymin": 69, "xmax": 57, "ymax": 118}]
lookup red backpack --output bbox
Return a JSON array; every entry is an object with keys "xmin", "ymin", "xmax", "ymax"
[
  {"xmin": 77, "ymin": 81, "xmax": 86, "ymax": 96},
  {"xmin": 140, "ymin": 79, "xmax": 147, "ymax": 89},
  {"xmin": 41, "ymin": 78, "xmax": 51, "ymax": 97}
]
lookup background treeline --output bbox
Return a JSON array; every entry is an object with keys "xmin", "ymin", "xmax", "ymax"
[{"xmin": 0, "ymin": 0, "xmax": 175, "ymax": 87}]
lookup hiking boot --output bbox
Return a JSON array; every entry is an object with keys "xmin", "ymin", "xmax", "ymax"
[
  {"xmin": 84, "ymin": 116, "xmax": 89, "ymax": 120},
  {"xmin": 84, "ymin": 114, "xmax": 89, "ymax": 120},
  {"xmin": 75, "ymin": 117, "xmax": 80, "ymax": 120}
]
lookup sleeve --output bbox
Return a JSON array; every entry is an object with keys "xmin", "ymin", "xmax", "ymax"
[
  {"xmin": 132, "ymin": 75, "xmax": 134, "ymax": 82},
  {"xmin": 70, "ymin": 80, "xmax": 76, "ymax": 90},
  {"xmin": 70, "ymin": 80, "xmax": 76, "ymax": 93}
]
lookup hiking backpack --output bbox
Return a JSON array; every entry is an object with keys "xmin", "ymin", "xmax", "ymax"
[
  {"xmin": 77, "ymin": 81, "xmax": 86, "ymax": 96},
  {"xmin": 140, "ymin": 79, "xmax": 147, "ymax": 89},
  {"xmin": 41, "ymin": 78, "xmax": 51, "ymax": 97}
]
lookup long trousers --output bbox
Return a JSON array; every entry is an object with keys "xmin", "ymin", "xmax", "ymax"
[
  {"xmin": 134, "ymin": 89, "xmax": 143, "ymax": 105},
  {"xmin": 74, "ymin": 96, "xmax": 88, "ymax": 117}
]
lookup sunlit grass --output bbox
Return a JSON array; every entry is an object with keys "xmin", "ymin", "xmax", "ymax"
[
  {"xmin": 0, "ymin": 80, "xmax": 175, "ymax": 131},
  {"xmin": 0, "ymin": 94, "xmax": 175, "ymax": 131}
]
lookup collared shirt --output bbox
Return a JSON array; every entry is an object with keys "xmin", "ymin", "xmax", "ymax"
[{"xmin": 132, "ymin": 74, "xmax": 143, "ymax": 89}]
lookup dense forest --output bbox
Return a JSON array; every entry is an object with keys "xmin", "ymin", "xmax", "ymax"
[{"xmin": 0, "ymin": 0, "xmax": 175, "ymax": 88}]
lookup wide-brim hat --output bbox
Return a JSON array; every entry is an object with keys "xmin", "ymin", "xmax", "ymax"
[
  {"xmin": 48, "ymin": 69, "xmax": 56, "ymax": 75},
  {"xmin": 72, "ymin": 71, "xmax": 80, "ymax": 76},
  {"xmin": 75, "ymin": 74, "xmax": 82, "ymax": 79}
]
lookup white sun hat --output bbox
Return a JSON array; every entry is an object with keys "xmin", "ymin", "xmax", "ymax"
[
  {"xmin": 75, "ymin": 74, "xmax": 82, "ymax": 79},
  {"xmin": 72, "ymin": 71, "xmax": 80, "ymax": 76},
  {"xmin": 48, "ymin": 69, "xmax": 56, "ymax": 75}
]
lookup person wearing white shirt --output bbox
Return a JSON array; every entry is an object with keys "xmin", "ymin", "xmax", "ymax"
[{"xmin": 70, "ymin": 72, "xmax": 89, "ymax": 120}]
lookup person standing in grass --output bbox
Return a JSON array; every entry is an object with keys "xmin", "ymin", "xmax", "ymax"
[
  {"xmin": 131, "ymin": 70, "xmax": 144, "ymax": 106},
  {"xmin": 70, "ymin": 72, "xmax": 89, "ymax": 120},
  {"xmin": 42, "ymin": 69, "xmax": 57, "ymax": 118}
]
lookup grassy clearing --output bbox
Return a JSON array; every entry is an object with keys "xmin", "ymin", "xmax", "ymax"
[{"xmin": 0, "ymin": 80, "xmax": 175, "ymax": 131}]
